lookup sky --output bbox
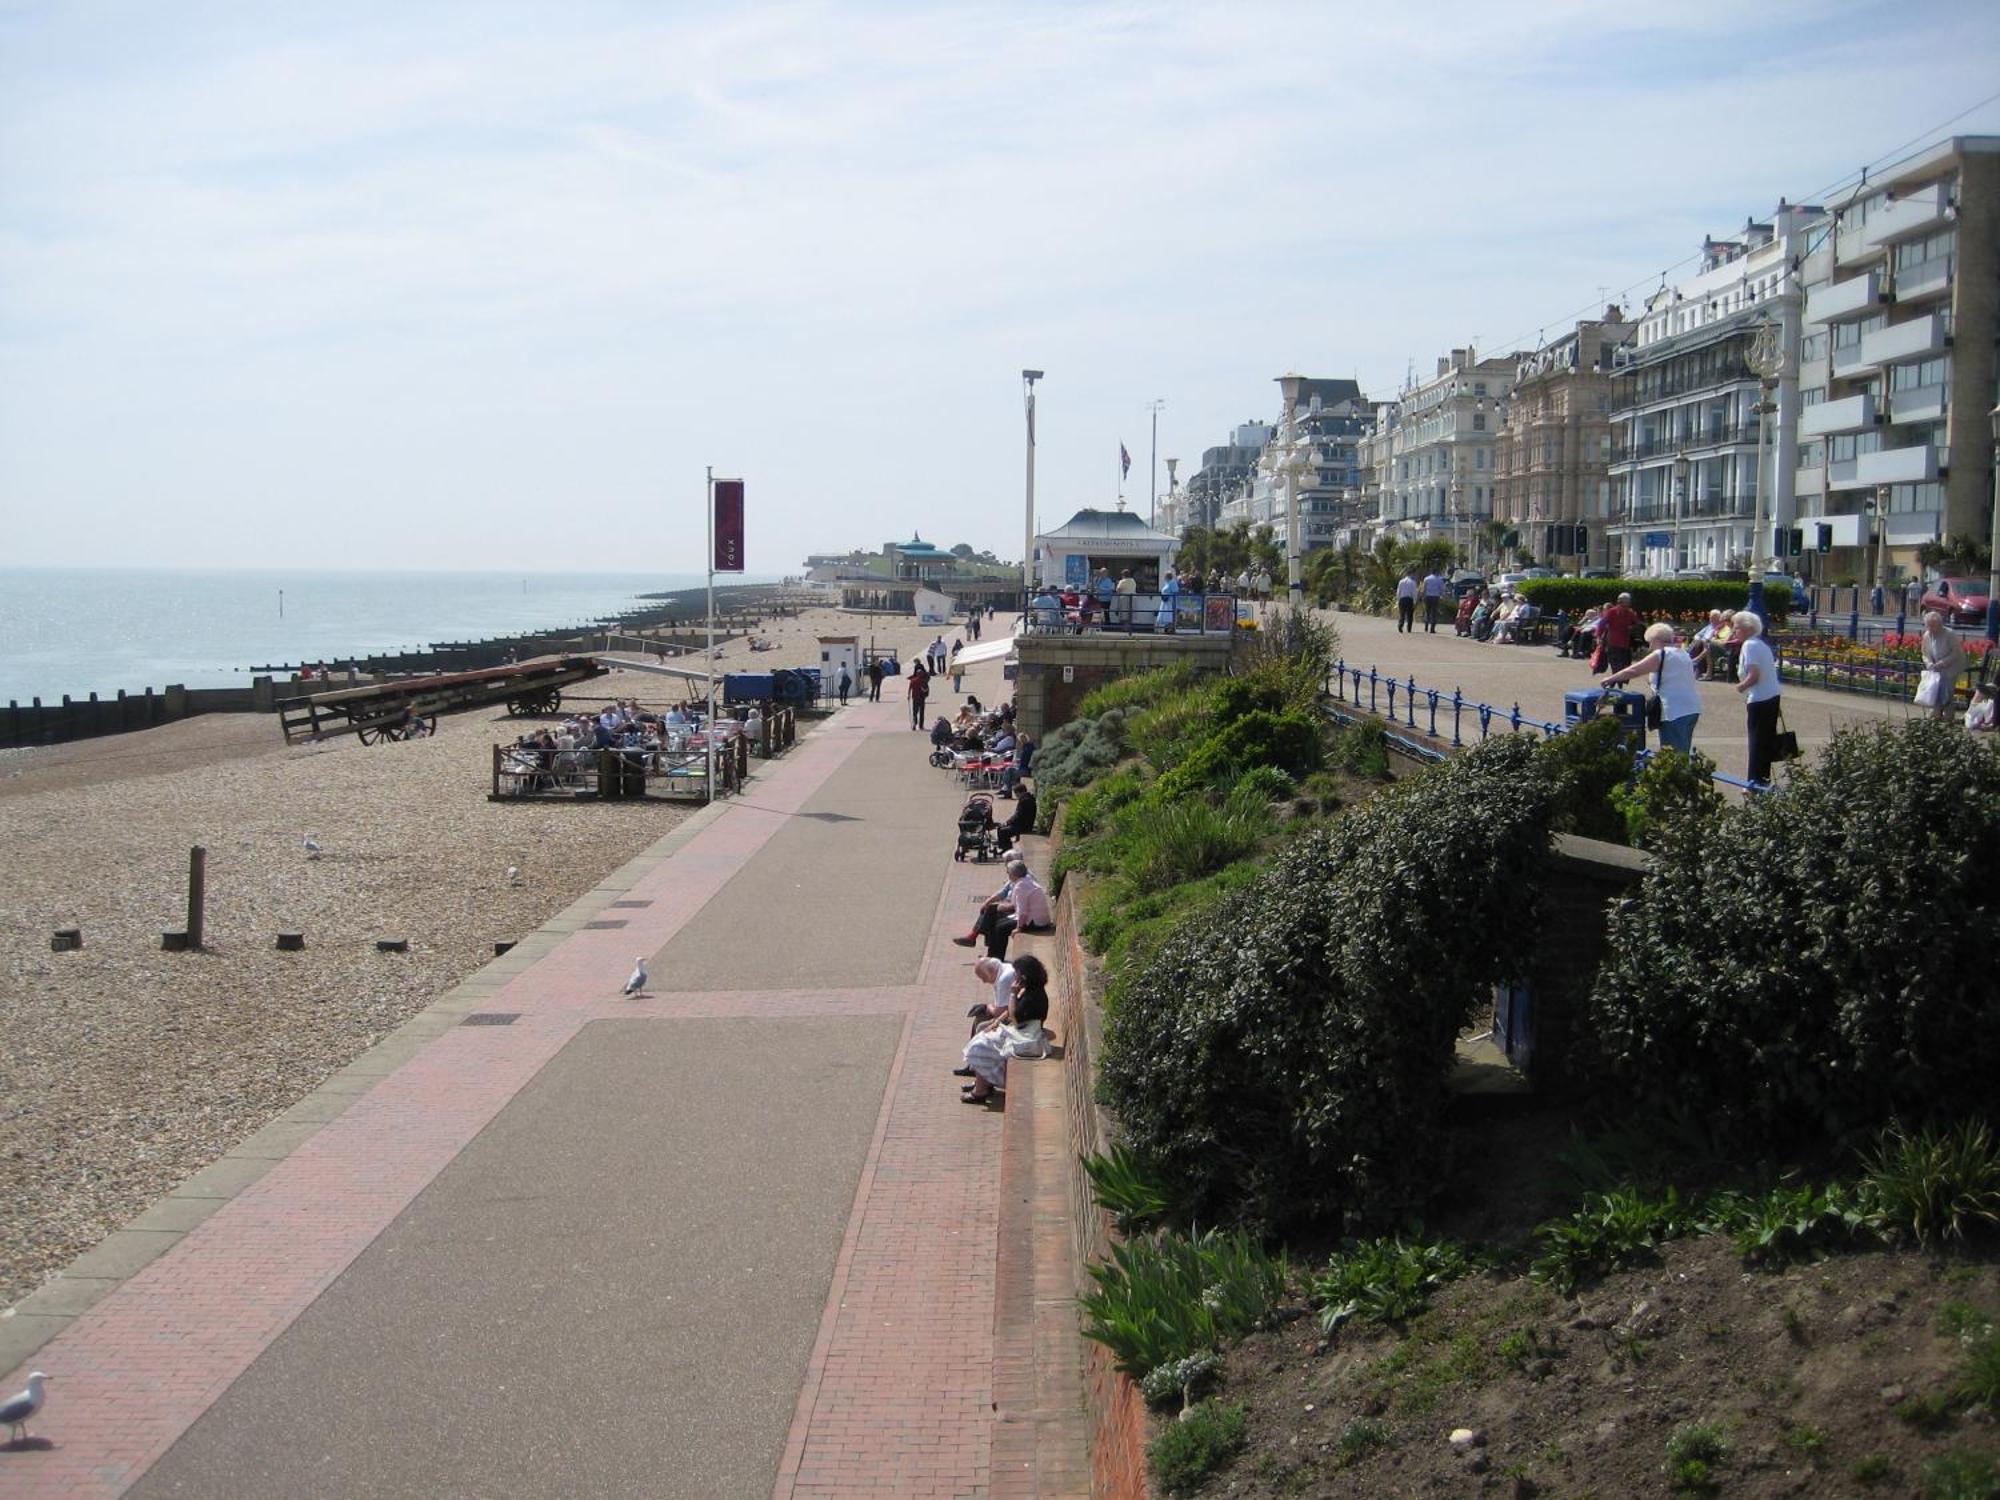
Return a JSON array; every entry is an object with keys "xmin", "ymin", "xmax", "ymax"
[{"xmin": 4, "ymin": 1, "xmax": 2000, "ymax": 577}]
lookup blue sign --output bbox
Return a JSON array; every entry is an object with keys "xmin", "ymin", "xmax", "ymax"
[
  {"xmin": 1063, "ymin": 553, "xmax": 1089, "ymax": 587},
  {"xmin": 1642, "ymin": 531, "xmax": 1672, "ymax": 549}
]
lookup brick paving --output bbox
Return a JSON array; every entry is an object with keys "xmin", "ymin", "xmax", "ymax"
[{"xmin": 0, "ymin": 657, "xmax": 1089, "ymax": 1499}]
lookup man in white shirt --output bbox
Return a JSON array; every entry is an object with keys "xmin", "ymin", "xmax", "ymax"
[
  {"xmin": 1395, "ymin": 569, "xmax": 1419, "ymax": 633},
  {"xmin": 952, "ymin": 860, "xmax": 1053, "ymax": 960}
]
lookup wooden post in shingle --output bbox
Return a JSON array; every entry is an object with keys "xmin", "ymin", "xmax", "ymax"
[{"xmin": 186, "ymin": 846, "xmax": 206, "ymax": 951}]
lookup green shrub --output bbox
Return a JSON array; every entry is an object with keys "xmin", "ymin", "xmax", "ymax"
[
  {"xmin": 1609, "ymin": 747, "xmax": 1726, "ymax": 850},
  {"xmin": 1129, "ymin": 683, "xmax": 1228, "ymax": 773},
  {"xmin": 1077, "ymin": 661, "xmax": 1204, "ymax": 719},
  {"xmin": 1230, "ymin": 764, "xmax": 1297, "ymax": 803},
  {"xmin": 1920, "ymin": 1450, "xmax": 2000, "ymax": 1500},
  {"xmin": 1153, "ymin": 709, "xmax": 1325, "ymax": 802},
  {"xmin": 1588, "ymin": 720, "xmax": 2000, "ymax": 1143},
  {"xmin": 1077, "ymin": 1228, "xmax": 1288, "ymax": 1376},
  {"xmin": 1100, "ymin": 735, "xmax": 1557, "ymax": 1231},
  {"xmin": 1531, "ymin": 1187, "xmax": 1704, "ymax": 1293},
  {"xmin": 1956, "ymin": 1331, "xmax": 2000, "ymax": 1411},
  {"xmin": 1707, "ymin": 1180, "xmax": 1872, "ymax": 1267},
  {"xmin": 1861, "ymin": 1119, "xmax": 2000, "ymax": 1249},
  {"xmin": 1332, "ymin": 1416, "xmax": 1393, "ymax": 1466},
  {"xmin": 1326, "ymin": 718, "xmax": 1391, "ymax": 778},
  {"xmin": 1061, "ymin": 766, "xmax": 1149, "ymax": 841},
  {"xmin": 1665, "ymin": 1422, "xmax": 1729, "ymax": 1491},
  {"xmin": 1138, "ymin": 1350, "xmax": 1223, "ymax": 1410},
  {"xmin": 1035, "ymin": 706, "xmax": 1131, "ymax": 800},
  {"xmin": 1312, "ymin": 1237, "xmax": 1477, "ymax": 1332},
  {"xmin": 1149, "ymin": 1400, "xmax": 1247, "ymax": 1496},
  {"xmin": 1535, "ymin": 714, "xmax": 1636, "ymax": 844},
  {"xmin": 1082, "ymin": 1143, "xmax": 1175, "ymax": 1233},
  {"xmin": 1127, "ymin": 788, "xmax": 1274, "ymax": 889}
]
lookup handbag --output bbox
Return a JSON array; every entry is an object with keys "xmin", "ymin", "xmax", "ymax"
[
  {"xmin": 1646, "ymin": 695, "xmax": 1664, "ymax": 730},
  {"xmin": 1770, "ymin": 708, "xmax": 1801, "ymax": 763}
]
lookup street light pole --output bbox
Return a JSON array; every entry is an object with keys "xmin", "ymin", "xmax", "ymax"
[
  {"xmin": 1022, "ymin": 371, "xmax": 1042, "ymax": 606},
  {"xmin": 1673, "ymin": 454, "xmax": 1690, "ymax": 580},
  {"xmin": 1147, "ymin": 399, "xmax": 1165, "ymax": 530},
  {"xmin": 1987, "ymin": 403, "xmax": 2000, "ymax": 642},
  {"xmin": 1745, "ymin": 318, "xmax": 1784, "ymax": 629}
]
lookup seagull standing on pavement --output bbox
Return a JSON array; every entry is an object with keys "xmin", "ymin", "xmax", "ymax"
[
  {"xmin": 1, "ymin": 1371, "xmax": 49, "ymax": 1443},
  {"xmin": 303, "ymin": 833, "xmax": 322, "ymax": 861},
  {"xmin": 624, "ymin": 958, "xmax": 647, "ymax": 997},
  {"xmin": 506, "ymin": 865, "xmax": 522, "ymax": 887}
]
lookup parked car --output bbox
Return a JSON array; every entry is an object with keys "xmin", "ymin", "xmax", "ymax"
[
  {"xmin": 1494, "ymin": 571, "xmax": 1529, "ymax": 592},
  {"xmin": 1450, "ymin": 570, "xmax": 1487, "ymax": 599},
  {"xmin": 1924, "ymin": 577, "xmax": 1993, "ymax": 625},
  {"xmin": 1519, "ymin": 567, "xmax": 1559, "ymax": 580},
  {"xmin": 1579, "ymin": 567, "xmax": 1619, "ymax": 580},
  {"xmin": 1672, "ymin": 567, "xmax": 1715, "ymax": 580}
]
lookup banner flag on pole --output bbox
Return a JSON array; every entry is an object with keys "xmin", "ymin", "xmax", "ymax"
[
  {"xmin": 713, "ymin": 479, "xmax": 745, "ymax": 572},
  {"xmin": 1119, "ymin": 443, "xmax": 1131, "ymax": 478}
]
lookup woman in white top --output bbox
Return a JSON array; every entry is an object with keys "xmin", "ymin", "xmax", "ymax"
[
  {"xmin": 1731, "ymin": 611, "xmax": 1783, "ymax": 784},
  {"xmin": 1603, "ymin": 622, "xmax": 1703, "ymax": 754},
  {"xmin": 1916, "ymin": 611, "xmax": 1969, "ymax": 721}
]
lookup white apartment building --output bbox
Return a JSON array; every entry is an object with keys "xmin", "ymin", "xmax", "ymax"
[
  {"xmin": 1796, "ymin": 136, "xmax": 2000, "ymax": 586},
  {"xmin": 1371, "ymin": 349, "xmax": 1519, "ymax": 562},
  {"xmin": 1605, "ymin": 203, "xmax": 1812, "ymax": 577}
]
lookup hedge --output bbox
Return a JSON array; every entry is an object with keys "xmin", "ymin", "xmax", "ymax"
[{"xmin": 1517, "ymin": 579, "xmax": 1790, "ymax": 622}]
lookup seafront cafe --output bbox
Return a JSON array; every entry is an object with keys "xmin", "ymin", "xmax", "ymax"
[{"xmin": 1033, "ymin": 508, "xmax": 1179, "ymax": 592}]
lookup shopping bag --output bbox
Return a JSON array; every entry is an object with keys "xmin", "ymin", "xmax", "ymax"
[{"xmin": 1915, "ymin": 669, "xmax": 1946, "ymax": 708}]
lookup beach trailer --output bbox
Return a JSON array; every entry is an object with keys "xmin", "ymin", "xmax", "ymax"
[{"xmin": 276, "ymin": 655, "xmax": 609, "ymax": 745}]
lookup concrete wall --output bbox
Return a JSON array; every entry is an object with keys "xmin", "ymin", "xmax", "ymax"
[{"xmin": 1013, "ymin": 634, "xmax": 1236, "ymax": 743}]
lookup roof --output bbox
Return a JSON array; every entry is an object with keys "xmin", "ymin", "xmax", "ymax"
[{"xmin": 1037, "ymin": 508, "xmax": 1178, "ymax": 545}]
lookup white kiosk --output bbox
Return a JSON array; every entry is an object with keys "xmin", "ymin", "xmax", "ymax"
[
  {"xmin": 1034, "ymin": 508, "xmax": 1179, "ymax": 592},
  {"xmin": 817, "ymin": 634, "xmax": 860, "ymax": 701}
]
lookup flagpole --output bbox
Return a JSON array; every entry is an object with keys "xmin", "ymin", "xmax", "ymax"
[{"xmin": 705, "ymin": 465, "xmax": 715, "ymax": 800}]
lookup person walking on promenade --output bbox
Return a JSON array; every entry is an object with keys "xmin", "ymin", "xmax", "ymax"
[
  {"xmin": 1395, "ymin": 569, "xmax": 1418, "ymax": 633},
  {"xmin": 908, "ymin": 661, "xmax": 930, "ymax": 729},
  {"xmin": 1421, "ymin": 567, "xmax": 1447, "ymax": 632},
  {"xmin": 1598, "ymin": 592, "xmax": 1642, "ymax": 674},
  {"xmin": 837, "ymin": 665, "xmax": 852, "ymax": 706},
  {"xmin": 866, "ymin": 657, "xmax": 884, "ymax": 701},
  {"xmin": 1603, "ymin": 622, "xmax": 1702, "ymax": 754},
  {"xmin": 1733, "ymin": 611, "xmax": 1783, "ymax": 784},
  {"xmin": 1916, "ymin": 611, "xmax": 1968, "ymax": 720}
]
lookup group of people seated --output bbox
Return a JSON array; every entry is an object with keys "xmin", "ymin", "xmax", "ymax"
[
  {"xmin": 1454, "ymin": 587, "xmax": 1541, "ymax": 644},
  {"xmin": 505, "ymin": 698, "xmax": 761, "ymax": 787},
  {"xmin": 945, "ymin": 768, "xmax": 1056, "ymax": 1105}
]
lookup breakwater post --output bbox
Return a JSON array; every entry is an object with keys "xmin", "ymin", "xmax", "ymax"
[{"xmin": 186, "ymin": 846, "xmax": 207, "ymax": 951}]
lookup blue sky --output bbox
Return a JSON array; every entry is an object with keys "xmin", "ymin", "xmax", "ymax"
[{"xmin": 3, "ymin": 1, "xmax": 1999, "ymax": 574}]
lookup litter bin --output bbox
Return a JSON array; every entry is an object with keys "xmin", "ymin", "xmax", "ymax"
[{"xmin": 1563, "ymin": 687, "xmax": 1647, "ymax": 750}]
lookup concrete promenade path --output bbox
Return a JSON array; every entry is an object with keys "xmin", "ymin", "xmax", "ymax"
[
  {"xmin": 0, "ymin": 650, "xmax": 1087, "ymax": 1499},
  {"xmin": 1317, "ymin": 604, "xmax": 1918, "ymax": 783}
]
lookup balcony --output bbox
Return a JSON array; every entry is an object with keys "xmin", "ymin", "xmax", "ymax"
[
  {"xmin": 1830, "ymin": 341, "xmax": 1875, "ymax": 378},
  {"xmin": 1800, "ymin": 393, "xmax": 1876, "ymax": 438},
  {"xmin": 1835, "ymin": 219, "xmax": 1883, "ymax": 264},
  {"xmin": 1861, "ymin": 184, "xmax": 1949, "ymax": 249},
  {"xmin": 1893, "ymin": 254, "xmax": 1953, "ymax": 302},
  {"xmin": 1855, "ymin": 443, "xmax": 1938, "ymax": 487},
  {"xmin": 1861, "ymin": 312, "xmax": 1947, "ymax": 367},
  {"xmin": 1888, "ymin": 383, "xmax": 1948, "ymax": 426},
  {"xmin": 1829, "ymin": 458, "xmax": 1864, "ymax": 491},
  {"xmin": 1794, "ymin": 466, "xmax": 1825, "ymax": 498},
  {"xmin": 1806, "ymin": 270, "xmax": 1882, "ymax": 324},
  {"xmin": 1798, "ymin": 355, "xmax": 1829, "ymax": 390}
]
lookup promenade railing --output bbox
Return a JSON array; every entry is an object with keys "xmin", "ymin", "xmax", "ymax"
[
  {"xmin": 1018, "ymin": 589, "xmax": 1243, "ymax": 637},
  {"xmin": 1324, "ymin": 659, "xmax": 1768, "ymax": 794}
]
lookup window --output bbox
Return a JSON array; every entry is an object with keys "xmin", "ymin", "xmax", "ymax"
[
  {"xmin": 1474, "ymin": 383, "xmax": 1488, "ymax": 396},
  {"xmin": 1801, "ymin": 330, "xmax": 1829, "ymax": 361},
  {"xmin": 1798, "ymin": 440, "xmax": 1824, "ymax": 467},
  {"xmin": 1801, "ymin": 386, "xmax": 1826, "ymax": 406},
  {"xmin": 1475, "ymin": 448, "xmax": 1487, "ymax": 470},
  {"xmin": 1889, "ymin": 355, "xmax": 1950, "ymax": 391},
  {"xmin": 1473, "ymin": 412, "xmax": 1486, "ymax": 431},
  {"xmin": 1892, "ymin": 229, "xmax": 1954, "ymax": 273}
]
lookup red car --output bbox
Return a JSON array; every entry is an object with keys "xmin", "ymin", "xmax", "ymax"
[{"xmin": 1923, "ymin": 577, "xmax": 1993, "ymax": 626}]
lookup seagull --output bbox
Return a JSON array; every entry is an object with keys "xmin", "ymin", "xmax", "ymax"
[
  {"xmin": 1, "ymin": 1370, "xmax": 49, "ymax": 1444},
  {"xmin": 303, "ymin": 833, "xmax": 322, "ymax": 861},
  {"xmin": 505, "ymin": 865, "xmax": 522, "ymax": 887},
  {"xmin": 624, "ymin": 958, "xmax": 648, "ymax": 997}
]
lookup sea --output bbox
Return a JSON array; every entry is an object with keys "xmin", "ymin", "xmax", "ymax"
[{"xmin": 0, "ymin": 568, "xmax": 779, "ymax": 705}]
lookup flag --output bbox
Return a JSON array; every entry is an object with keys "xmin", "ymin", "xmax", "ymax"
[
  {"xmin": 713, "ymin": 479, "xmax": 745, "ymax": 572},
  {"xmin": 1119, "ymin": 443, "xmax": 1131, "ymax": 478}
]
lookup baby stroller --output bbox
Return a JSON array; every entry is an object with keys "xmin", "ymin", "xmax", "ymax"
[
  {"xmin": 954, "ymin": 793, "xmax": 999, "ymax": 862},
  {"xmin": 929, "ymin": 716, "xmax": 956, "ymax": 768}
]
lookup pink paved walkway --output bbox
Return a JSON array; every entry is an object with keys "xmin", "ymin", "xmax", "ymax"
[{"xmin": 1, "ymin": 682, "xmax": 1086, "ymax": 1498}]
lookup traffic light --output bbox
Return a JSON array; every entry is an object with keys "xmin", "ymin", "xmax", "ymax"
[
  {"xmin": 1816, "ymin": 523, "xmax": 1833, "ymax": 554},
  {"xmin": 1786, "ymin": 527, "xmax": 1804, "ymax": 557}
]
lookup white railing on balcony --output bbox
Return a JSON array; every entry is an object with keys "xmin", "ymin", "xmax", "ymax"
[
  {"xmin": 1860, "ymin": 312, "xmax": 1946, "ymax": 368},
  {"xmin": 1800, "ymin": 393, "xmax": 1876, "ymax": 438},
  {"xmin": 1805, "ymin": 270, "xmax": 1881, "ymax": 324},
  {"xmin": 1855, "ymin": 444, "xmax": 1938, "ymax": 487},
  {"xmin": 1794, "ymin": 466, "xmax": 1825, "ymax": 498},
  {"xmin": 1888, "ymin": 384, "xmax": 1948, "ymax": 427},
  {"xmin": 1861, "ymin": 184, "xmax": 1949, "ymax": 250}
]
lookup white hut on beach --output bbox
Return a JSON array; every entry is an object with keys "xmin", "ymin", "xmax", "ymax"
[{"xmin": 1034, "ymin": 508, "xmax": 1178, "ymax": 592}]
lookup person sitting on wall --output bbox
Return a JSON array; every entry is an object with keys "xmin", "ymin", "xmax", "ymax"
[
  {"xmin": 996, "ymin": 779, "xmax": 1037, "ymax": 846},
  {"xmin": 951, "ymin": 858, "xmax": 1053, "ymax": 959}
]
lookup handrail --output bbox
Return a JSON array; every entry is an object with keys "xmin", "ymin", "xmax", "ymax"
[{"xmin": 1325, "ymin": 659, "xmax": 1768, "ymax": 794}]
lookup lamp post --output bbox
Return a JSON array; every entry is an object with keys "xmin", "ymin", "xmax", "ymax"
[
  {"xmin": 1022, "ymin": 370, "xmax": 1042, "ymax": 605},
  {"xmin": 1744, "ymin": 318, "xmax": 1784, "ymax": 630},
  {"xmin": 1672, "ymin": 453, "xmax": 1690, "ymax": 579},
  {"xmin": 1987, "ymin": 403, "xmax": 2000, "ymax": 642},
  {"xmin": 1147, "ymin": 399, "xmax": 1165, "ymax": 529}
]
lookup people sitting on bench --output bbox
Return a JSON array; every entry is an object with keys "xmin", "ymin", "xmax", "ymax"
[{"xmin": 951, "ymin": 858, "xmax": 1053, "ymax": 959}]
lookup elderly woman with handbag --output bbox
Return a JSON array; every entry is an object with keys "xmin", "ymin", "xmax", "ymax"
[
  {"xmin": 1602, "ymin": 622, "xmax": 1703, "ymax": 754},
  {"xmin": 1915, "ymin": 611, "xmax": 1968, "ymax": 721},
  {"xmin": 1732, "ymin": 611, "xmax": 1788, "ymax": 784}
]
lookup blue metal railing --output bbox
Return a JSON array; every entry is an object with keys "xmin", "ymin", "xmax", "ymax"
[{"xmin": 1325, "ymin": 659, "xmax": 1767, "ymax": 794}]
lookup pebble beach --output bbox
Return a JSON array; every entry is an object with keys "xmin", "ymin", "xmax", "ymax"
[{"xmin": 0, "ymin": 601, "xmax": 952, "ymax": 1308}]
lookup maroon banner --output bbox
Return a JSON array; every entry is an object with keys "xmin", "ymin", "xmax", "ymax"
[{"xmin": 713, "ymin": 479, "xmax": 745, "ymax": 573}]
